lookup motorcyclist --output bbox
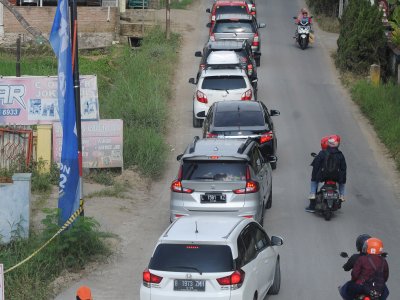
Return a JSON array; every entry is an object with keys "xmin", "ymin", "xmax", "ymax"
[
  {"xmin": 76, "ymin": 285, "xmax": 93, "ymax": 300},
  {"xmin": 295, "ymin": 8, "xmax": 312, "ymax": 25},
  {"xmin": 306, "ymin": 135, "xmax": 346, "ymax": 212},
  {"xmin": 342, "ymin": 234, "xmax": 371, "ymax": 272},
  {"xmin": 340, "ymin": 238, "xmax": 389, "ymax": 300}
]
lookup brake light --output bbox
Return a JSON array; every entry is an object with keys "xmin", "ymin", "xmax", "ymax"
[
  {"xmin": 260, "ymin": 131, "xmax": 273, "ymax": 144},
  {"xmin": 175, "ymin": 214, "xmax": 185, "ymax": 218},
  {"xmin": 217, "ymin": 270, "xmax": 245, "ymax": 289},
  {"xmin": 143, "ymin": 269, "xmax": 163, "ymax": 286},
  {"xmin": 209, "ymin": 33, "xmax": 215, "ymax": 41},
  {"xmin": 247, "ymin": 64, "xmax": 253, "ymax": 75},
  {"xmin": 200, "ymin": 63, "xmax": 206, "ymax": 70},
  {"xmin": 241, "ymin": 89, "xmax": 252, "ymax": 100},
  {"xmin": 243, "ymin": 215, "xmax": 254, "ymax": 219},
  {"xmin": 326, "ymin": 180, "xmax": 336, "ymax": 185},
  {"xmin": 206, "ymin": 132, "xmax": 218, "ymax": 138},
  {"xmin": 171, "ymin": 166, "xmax": 194, "ymax": 193},
  {"xmin": 233, "ymin": 167, "xmax": 259, "ymax": 194},
  {"xmin": 196, "ymin": 90, "xmax": 208, "ymax": 103},
  {"xmin": 252, "ymin": 33, "xmax": 259, "ymax": 46}
]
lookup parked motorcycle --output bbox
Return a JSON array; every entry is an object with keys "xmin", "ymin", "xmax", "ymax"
[
  {"xmin": 338, "ymin": 252, "xmax": 388, "ymax": 300},
  {"xmin": 294, "ymin": 17, "xmax": 312, "ymax": 50},
  {"xmin": 310, "ymin": 152, "xmax": 342, "ymax": 221}
]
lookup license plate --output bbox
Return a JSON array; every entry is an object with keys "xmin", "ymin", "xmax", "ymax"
[
  {"xmin": 174, "ymin": 279, "xmax": 206, "ymax": 292},
  {"xmin": 201, "ymin": 193, "xmax": 226, "ymax": 203}
]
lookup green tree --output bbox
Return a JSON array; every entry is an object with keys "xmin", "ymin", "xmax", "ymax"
[{"xmin": 336, "ymin": 0, "xmax": 387, "ymax": 74}]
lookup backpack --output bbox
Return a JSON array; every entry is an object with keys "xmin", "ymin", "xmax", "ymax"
[
  {"xmin": 363, "ymin": 256, "xmax": 386, "ymax": 298},
  {"xmin": 320, "ymin": 151, "xmax": 340, "ymax": 181}
]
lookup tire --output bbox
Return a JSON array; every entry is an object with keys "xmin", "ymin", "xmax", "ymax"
[
  {"xmin": 300, "ymin": 39, "xmax": 306, "ymax": 50},
  {"xmin": 268, "ymin": 258, "xmax": 281, "ymax": 295},
  {"xmin": 266, "ymin": 190, "xmax": 272, "ymax": 209},
  {"xmin": 324, "ymin": 211, "xmax": 332, "ymax": 221},
  {"xmin": 255, "ymin": 57, "xmax": 261, "ymax": 67},
  {"xmin": 193, "ymin": 113, "xmax": 202, "ymax": 128},
  {"xmin": 270, "ymin": 161, "xmax": 277, "ymax": 170}
]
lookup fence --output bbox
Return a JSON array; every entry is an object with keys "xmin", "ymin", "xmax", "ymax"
[{"xmin": 0, "ymin": 126, "xmax": 33, "ymax": 171}]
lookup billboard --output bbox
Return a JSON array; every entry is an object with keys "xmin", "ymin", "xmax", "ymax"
[
  {"xmin": 53, "ymin": 119, "xmax": 123, "ymax": 169},
  {"xmin": 0, "ymin": 75, "xmax": 99, "ymax": 124}
]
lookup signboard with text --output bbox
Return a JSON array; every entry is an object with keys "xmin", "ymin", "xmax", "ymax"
[
  {"xmin": 53, "ymin": 119, "xmax": 123, "ymax": 169},
  {"xmin": 0, "ymin": 75, "xmax": 99, "ymax": 124}
]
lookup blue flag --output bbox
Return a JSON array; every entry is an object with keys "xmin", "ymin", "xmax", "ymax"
[{"xmin": 50, "ymin": 0, "xmax": 80, "ymax": 224}]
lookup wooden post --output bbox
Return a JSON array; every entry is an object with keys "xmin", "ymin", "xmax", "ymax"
[
  {"xmin": 166, "ymin": 0, "xmax": 170, "ymax": 40},
  {"xmin": 370, "ymin": 64, "xmax": 380, "ymax": 86}
]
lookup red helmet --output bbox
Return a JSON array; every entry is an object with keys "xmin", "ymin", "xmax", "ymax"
[
  {"xmin": 321, "ymin": 134, "xmax": 341, "ymax": 150},
  {"xmin": 363, "ymin": 238, "xmax": 384, "ymax": 255}
]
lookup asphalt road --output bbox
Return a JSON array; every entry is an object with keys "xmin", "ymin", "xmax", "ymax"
[{"xmin": 56, "ymin": 0, "xmax": 400, "ymax": 299}]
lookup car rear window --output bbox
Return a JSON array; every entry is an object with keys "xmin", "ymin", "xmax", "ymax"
[
  {"xmin": 149, "ymin": 244, "xmax": 234, "ymax": 273},
  {"xmin": 213, "ymin": 20, "xmax": 255, "ymax": 33},
  {"xmin": 215, "ymin": 6, "xmax": 248, "ymax": 15},
  {"xmin": 182, "ymin": 161, "xmax": 246, "ymax": 181},
  {"xmin": 202, "ymin": 76, "xmax": 246, "ymax": 90},
  {"xmin": 214, "ymin": 111, "xmax": 265, "ymax": 127}
]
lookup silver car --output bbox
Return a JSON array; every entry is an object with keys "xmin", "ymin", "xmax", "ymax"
[{"xmin": 170, "ymin": 137, "xmax": 275, "ymax": 225}]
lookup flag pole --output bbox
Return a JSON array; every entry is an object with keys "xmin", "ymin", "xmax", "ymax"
[{"xmin": 70, "ymin": 0, "xmax": 84, "ymax": 215}]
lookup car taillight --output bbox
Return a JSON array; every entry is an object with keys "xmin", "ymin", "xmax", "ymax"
[
  {"xmin": 196, "ymin": 90, "xmax": 208, "ymax": 103},
  {"xmin": 143, "ymin": 269, "xmax": 163, "ymax": 287},
  {"xmin": 200, "ymin": 63, "xmax": 206, "ymax": 70},
  {"xmin": 206, "ymin": 132, "xmax": 218, "ymax": 138},
  {"xmin": 212, "ymin": 15, "xmax": 216, "ymax": 21},
  {"xmin": 217, "ymin": 270, "xmax": 245, "ymax": 289},
  {"xmin": 241, "ymin": 89, "xmax": 252, "ymax": 100},
  {"xmin": 247, "ymin": 64, "xmax": 253, "ymax": 75},
  {"xmin": 252, "ymin": 33, "xmax": 259, "ymax": 46},
  {"xmin": 233, "ymin": 167, "xmax": 259, "ymax": 194},
  {"xmin": 171, "ymin": 166, "xmax": 194, "ymax": 193},
  {"xmin": 260, "ymin": 131, "xmax": 273, "ymax": 144},
  {"xmin": 209, "ymin": 33, "xmax": 215, "ymax": 41}
]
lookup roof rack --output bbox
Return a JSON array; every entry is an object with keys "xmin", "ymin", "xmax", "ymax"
[{"xmin": 188, "ymin": 136, "xmax": 200, "ymax": 153}]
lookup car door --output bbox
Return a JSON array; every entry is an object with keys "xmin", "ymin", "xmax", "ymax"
[
  {"xmin": 253, "ymin": 147, "xmax": 268, "ymax": 208},
  {"xmin": 250, "ymin": 148, "xmax": 265, "ymax": 216},
  {"xmin": 257, "ymin": 147, "xmax": 272, "ymax": 200},
  {"xmin": 202, "ymin": 105, "xmax": 214, "ymax": 137},
  {"xmin": 237, "ymin": 225, "xmax": 258, "ymax": 299},
  {"xmin": 252, "ymin": 223, "xmax": 276, "ymax": 298}
]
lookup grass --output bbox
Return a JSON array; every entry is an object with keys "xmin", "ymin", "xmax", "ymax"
[
  {"xmin": 86, "ymin": 181, "xmax": 130, "ymax": 199},
  {"xmin": 351, "ymin": 81, "xmax": 400, "ymax": 168},
  {"xmin": 0, "ymin": 27, "xmax": 180, "ymax": 179},
  {"xmin": 159, "ymin": 0, "xmax": 193, "ymax": 9},
  {"xmin": 314, "ymin": 14, "xmax": 340, "ymax": 33},
  {"xmin": 0, "ymin": 210, "xmax": 112, "ymax": 299}
]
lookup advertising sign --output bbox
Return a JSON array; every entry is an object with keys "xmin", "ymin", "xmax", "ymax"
[
  {"xmin": 0, "ymin": 75, "xmax": 99, "ymax": 124},
  {"xmin": 0, "ymin": 264, "xmax": 4, "ymax": 300},
  {"xmin": 53, "ymin": 119, "xmax": 123, "ymax": 169}
]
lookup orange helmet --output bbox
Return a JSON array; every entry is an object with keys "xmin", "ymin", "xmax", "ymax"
[
  {"xmin": 363, "ymin": 238, "xmax": 384, "ymax": 255},
  {"xmin": 321, "ymin": 134, "xmax": 341, "ymax": 150},
  {"xmin": 76, "ymin": 286, "xmax": 93, "ymax": 300}
]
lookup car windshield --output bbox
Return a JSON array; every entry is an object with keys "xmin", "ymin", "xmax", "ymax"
[
  {"xmin": 215, "ymin": 6, "xmax": 248, "ymax": 15},
  {"xmin": 202, "ymin": 76, "xmax": 246, "ymax": 90},
  {"xmin": 182, "ymin": 161, "xmax": 246, "ymax": 181},
  {"xmin": 149, "ymin": 244, "xmax": 234, "ymax": 273},
  {"xmin": 214, "ymin": 110, "xmax": 265, "ymax": 127},
  {"xmin": 213, "ymin": 20, "xmax": 255, "ymax": 33}
]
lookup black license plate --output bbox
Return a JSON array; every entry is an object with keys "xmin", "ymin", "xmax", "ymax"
[
  {"xmin": 174, "ymin": 279, "xmax": 206, "ymax": 292},
  {"xmin": 201, "ymin": 193, "xmax": 226, "ymax": 203}
]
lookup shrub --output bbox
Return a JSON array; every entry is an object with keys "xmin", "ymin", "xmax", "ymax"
[
  {"xmin": 307, "ymin": 0, "xmax": 339, "ymax": 17},
  {"xmin": 389, "ymin": 6, "xmax": 400, "ymax": 47},
  {"xmin": 336, "ymin": 0, "xmax": 387, "ymax": 74}
]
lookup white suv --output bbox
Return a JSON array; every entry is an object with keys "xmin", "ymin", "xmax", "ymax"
[
  {"xmin": 140, "ymin": 215, "xmax": 283, "ymax": 300},
  {"xmin": 189, "ymin": 67, "xmax": 256, "ymax": 128}
]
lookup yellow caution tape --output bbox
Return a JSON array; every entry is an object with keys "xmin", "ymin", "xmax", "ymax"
[{"xmin": 4, "ymin": 205, "xmax": 83, "ymax": 274}]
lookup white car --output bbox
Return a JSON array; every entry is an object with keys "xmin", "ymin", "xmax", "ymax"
[
  {"xmin": 140, "ymin": 215, "xmax": 283, "ymax": 300},
  {"xmin": 189, "ymin": 68, "xmax": 256, "ymax": 128}
]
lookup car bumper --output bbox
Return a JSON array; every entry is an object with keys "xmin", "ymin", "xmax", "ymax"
[{"xmin": 141, "ymin": 286, "xmax": 246, "ymax": 300}]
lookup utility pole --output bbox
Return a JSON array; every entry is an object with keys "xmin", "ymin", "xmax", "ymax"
[{"xmin": 166, "ymin": 0, "xmax": 170, "ymax": 40}]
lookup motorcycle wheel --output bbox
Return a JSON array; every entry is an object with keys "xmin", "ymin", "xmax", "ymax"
[
  {"xmin": 324, "ymin": 211, "xmax": 332, "ymax": 221},
  {"xmin": 300, "ymin": 39, "xmax": 307, "ymax": 50}
]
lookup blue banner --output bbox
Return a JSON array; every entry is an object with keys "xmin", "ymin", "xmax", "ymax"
[{"xmin": 50, "ymin": 0, "xmax": 80, "ymax": 224}]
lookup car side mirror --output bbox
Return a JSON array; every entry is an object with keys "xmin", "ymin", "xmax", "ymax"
[
  {"xmin": 195, "ymin": 51, "xmax": 202, "ymax": 57},
  {"xmin": 258, "ymin": 23, "xmax": 266, "ymax": 28},
  {"xmin": 176, "ymin": 154, "xmax": 183, "ymax": 161},
  {"xmin": 188, "ymin": 78, "xmax": 196, "ymax": 84},
  {"xmin": 270, "ymin": 109, "xmax": 280, "ymax": 116},
  {"xmin": 206, "ymin": 8, "xmax": 211, "ymax": 13},
  {"xmin": 271, "ymin": 236, "xmax": 283, "ymax": 246},
  {"xmin": 206, "ymin": 22, "xmax": 211, "ymax": 28},
  {"xmin": 340, "ymin": 252, "xmax": 349, "ymax": 258},
  {"xmin": 311, "ymin": 152, "xmax": 317, "ymax": 157}
]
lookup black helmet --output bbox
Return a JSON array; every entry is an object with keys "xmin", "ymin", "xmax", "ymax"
[{"xmin": 356, "ymin": 234, "xmax": 371, "ymax": 252}]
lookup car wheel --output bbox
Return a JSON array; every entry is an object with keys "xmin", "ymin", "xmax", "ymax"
[
  {"xmin": 324, "ymin": 211, "xmax": 332, "ymax": 221},
  {"xmin": 193, "ymin": 113, "xmax": 202, "ymax": 128},
  {"xmin": 270, "ymin": 160, "xmax": 277, "ymax": 170},
  {"xmin": 255, "ymin": 57, "xmax": 261, "ymax": 67},
  {"xmin": 268, "ymin": 258, "xmax": 281, "ymax": 295},
  {"xmin": 266, "ymin": 190, "xmax": 272, "ymax": 209}
]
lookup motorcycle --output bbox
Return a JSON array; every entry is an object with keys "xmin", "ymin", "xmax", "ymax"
[
  {"xmin": 294, "ymin": 16, "xmax": 312, "ymax": 50},
  {"xmin": 310, "ymin": 152, "xmax": 342, "ymax": 221},
  {"xmin": 339, "ymin": 252, "xmax": 388, "ymax": 300}
]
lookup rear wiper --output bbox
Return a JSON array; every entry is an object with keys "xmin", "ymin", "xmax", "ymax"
[
  {"xmin": 194, "ymin": 176, "xmax": 213, "ymax": 180},
  {"xmin": 167, "ymin": 265, "xmax": 203, "ymax": 275}
]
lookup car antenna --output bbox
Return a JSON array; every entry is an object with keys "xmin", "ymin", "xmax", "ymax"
[{"xmin": 195, "ymin": 221, "xmax": 199, "ymax": 234}]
